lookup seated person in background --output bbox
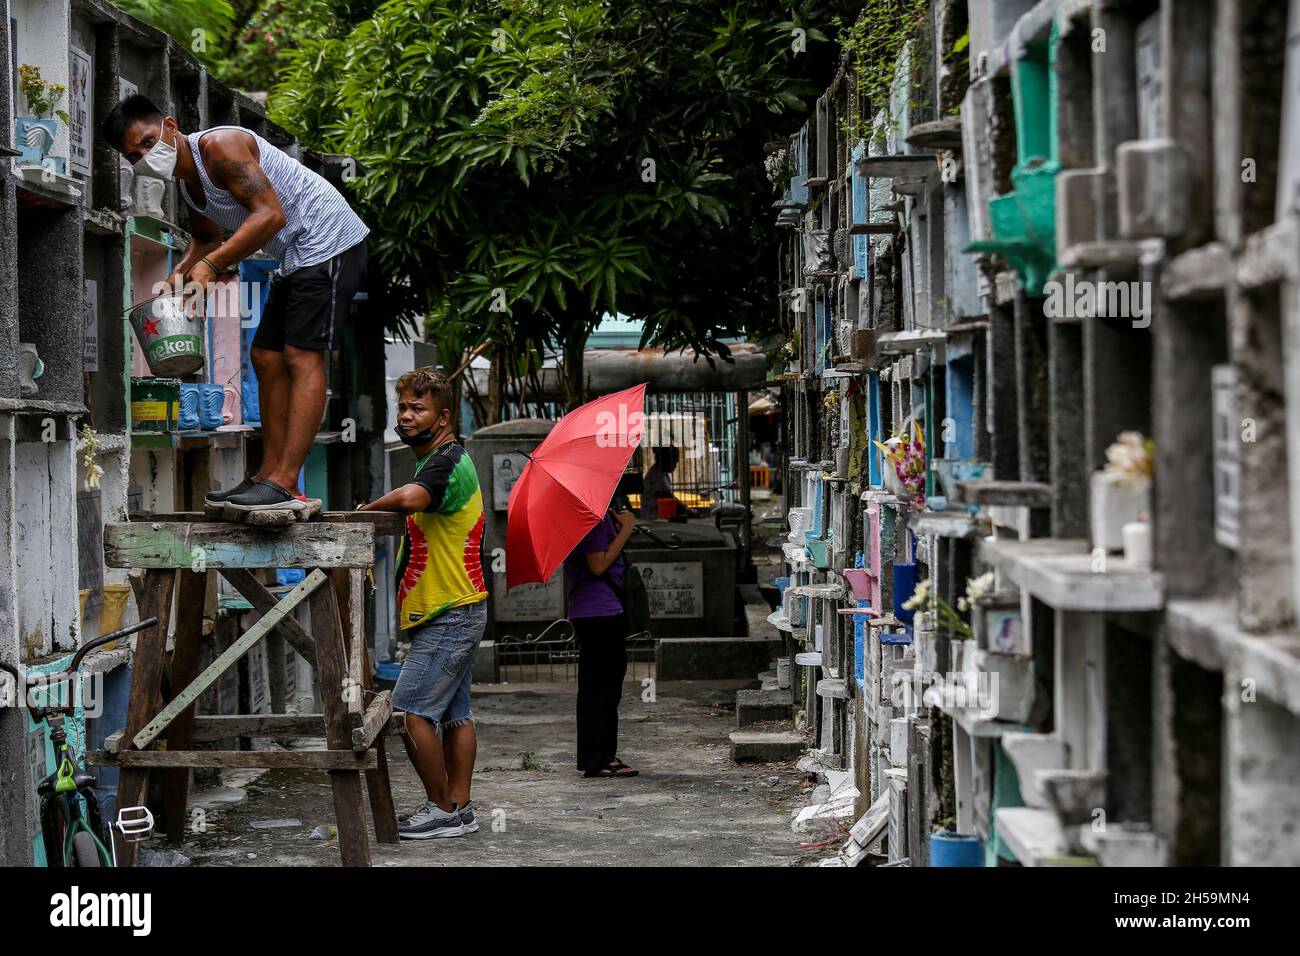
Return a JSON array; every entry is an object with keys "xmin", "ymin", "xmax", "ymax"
[{"xmin": 641, "ymin": 446, "xmax": 685, "ymax": 518}]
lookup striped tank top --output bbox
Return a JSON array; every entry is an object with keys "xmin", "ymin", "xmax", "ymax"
[{"xmin": 178, "ymin": 126, "xmax": 369, "ymax": 274}]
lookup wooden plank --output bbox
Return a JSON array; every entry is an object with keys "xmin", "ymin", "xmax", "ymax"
[
  {"xmin": 185, "ymin": 712, "xmax": 406, "ymax": 740},
  {"xmin": 89, "ymin": 749, "xmax": 378, "ymax": 770},
  {"xmin": 130, "ymin": 570, "xmax": 327, "ymax": 750},
  {"xmin": 347, "ymin": 570, "xmax": 364, "ymax": 717},
  {"xmin": 115, "ymin": 569, "xmax": 176, "ymax": 867},
  {"xmin": 352, "ymin": 692, "xmax": 394, "ymax": 751},
  {"xmin": 311, "ymin": 585, "xmax": 372, "ymax": 866},
  {"xmin": 130, "ymin": 510, "xmax": 406, "ymax": 537},
  {"xmin": 219, "ymin": 568, "xmax": 317, "ymax": 667},
  {"xmin": 162, "ymin": 569, "xmax": 207, "ymax": 842},
  {"xmin": 104, "ymin": 522, "xmax": 376, "ymax": 570},
  {"xmin": 330, "ymin": 566, "xmax": 399, "ymax": 842}
]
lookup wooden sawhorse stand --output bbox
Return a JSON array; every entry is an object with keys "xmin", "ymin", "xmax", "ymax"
[{"xmin": 95, "ymin": 515, "xmax": 402, "ymax": 867}]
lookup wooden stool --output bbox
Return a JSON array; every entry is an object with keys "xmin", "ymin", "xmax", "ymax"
[{"xmin": 93, "ymin": 513, "xmax": 403, "ymax": 867}]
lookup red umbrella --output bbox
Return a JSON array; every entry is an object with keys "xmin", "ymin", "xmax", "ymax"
[{"xmin": 506, "ymin": 383, "xmax": 647, "ymax": 589}]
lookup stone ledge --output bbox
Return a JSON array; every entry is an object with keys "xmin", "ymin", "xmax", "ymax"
[
  {"xmin": 908, "ymin": 509, "xmax": 991, "ymax": 539},
  {"xmin": 995, "ymin": 807, "xmax": 1076, "ymax": 867},
  {"xmin": 980, "ymin": 536, "xmax": 1165, "ymax": 612},
  {"xmin": 1162, "ymin": 242, "xmax": 1230, "ymax": 301},
  {"xmin": 1165, "ymin": 596, "xmax": 1300, "ymax": 717},
  {"xmin": 954, "ymin": 480, "xmax": 1051, "ymax": 508}
]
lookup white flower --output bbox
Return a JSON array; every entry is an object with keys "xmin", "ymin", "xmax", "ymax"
[
  {"xmin": 902, "ymin": 578, "xmax": 931, "ymax": 612},
  {"xmin": 957, "ymin": 597, "xmax": 969, "ymax": 613},
  {"xmin": 963, "ymin": 572, "xmax": 994, "ymax": 607},
  {"xmin": 1103, "ymin": 431, "xmax": 1153, "ymax": 486},
  {"xmin": 86, "ymin": 462, "xmax": 103, "ymax": 489}
]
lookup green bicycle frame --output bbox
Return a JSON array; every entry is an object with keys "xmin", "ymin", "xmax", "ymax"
[{"xmin": 49, "ymin": 725, "xmax": 113, "ymax": 866}]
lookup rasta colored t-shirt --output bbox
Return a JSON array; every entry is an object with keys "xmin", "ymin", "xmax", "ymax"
[{"xmin": 395, "ymin": 441, "xmax": 488, "ymax": 628}]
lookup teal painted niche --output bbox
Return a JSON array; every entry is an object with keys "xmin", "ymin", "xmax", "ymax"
[
  {"xmin": 304, "ymin": 445, "xmax": 329, "ymax": 506},
  {"xmin": 965, "ymin": 25, "xmax": 1060, "ymax": 295}
]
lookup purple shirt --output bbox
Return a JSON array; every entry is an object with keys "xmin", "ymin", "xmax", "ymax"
[{"xmin": 565, "ymin": 514, "xmax": 625, "ymax": 619}]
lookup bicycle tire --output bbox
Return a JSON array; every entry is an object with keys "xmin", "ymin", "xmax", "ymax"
[
  {"xmin": 72, "ymin": 831, "xmax": 101, "ymax": 867},
  {"xmin": 38, "ymin": 795, "xmax": 68, "ymax": 867},
  {"xmin": 81, "ymin": 787, "xmax": 110, "ymax": 849}
]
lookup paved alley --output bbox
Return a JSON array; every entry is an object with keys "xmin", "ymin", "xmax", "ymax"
[{"xmin": 175, "ymin": 680, "xmax": 821, "ymax": 867}]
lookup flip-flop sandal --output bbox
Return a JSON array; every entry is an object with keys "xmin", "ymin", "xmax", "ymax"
[
  {"xmin": 607, "ymin": 759, "xmax": 639, "ymax": 777},
  {"xmin": 583, "ymin": 767, "xmax": 617, "ymax": 778}
]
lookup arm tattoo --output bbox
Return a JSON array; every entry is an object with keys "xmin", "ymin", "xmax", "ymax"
[{"xmin": 212, "ymin": 156, "xmax": 274, "ymax": 203}]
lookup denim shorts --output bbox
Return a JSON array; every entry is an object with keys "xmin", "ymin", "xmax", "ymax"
[{"xmin": 392, "ymin": 602, "xmax": 486, "ymax": 729}]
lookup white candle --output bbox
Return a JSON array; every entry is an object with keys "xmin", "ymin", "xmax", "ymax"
[{"xmin": 1122, "ymin": 520, "xmax": 1153, "ymax": 569}]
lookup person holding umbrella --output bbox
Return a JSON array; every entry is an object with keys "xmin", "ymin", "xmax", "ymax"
[
  {"xmin": 564, "ymin": 492, "xmax": 640, "ymax": 778},
  {"xmin": 505, "ymin": 383, "xmax": 650, "ymax": 779}
]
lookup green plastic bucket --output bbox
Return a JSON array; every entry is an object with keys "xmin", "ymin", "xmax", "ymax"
[
  {"xmin": 130, "ymin": 377, "xmax": 180, "ymax": 433},
  {"xmin": 126, "ymin": 294, "xmax": 206, "ymax": 376}
]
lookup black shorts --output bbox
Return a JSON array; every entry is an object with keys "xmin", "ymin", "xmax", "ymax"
[{"xmin": 251, "ymin": 241, "xmax": 368, "ymax": 352}]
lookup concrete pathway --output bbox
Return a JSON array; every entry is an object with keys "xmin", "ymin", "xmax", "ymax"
[{"xmin": 175, "ymin": 679, "xmax": 820, "ymax": 867}]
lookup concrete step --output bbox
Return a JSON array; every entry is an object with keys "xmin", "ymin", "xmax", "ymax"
[
  {"xmin": 761, "ymin": 677, "xmax": 780, "ymax": 691},
  {"xmin": 758, "ymin": 670, "xmax": 778, "ymax": 682},
  {"xmin": 736, "ymin": 689, "xmax": 793, "ymax": 728},
  {"xmin": 730, "ymin": 730, "xmax": 805, "ymax": 763}
]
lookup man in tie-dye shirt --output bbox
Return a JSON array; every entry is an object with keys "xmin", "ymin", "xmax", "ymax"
[{"xmin": 360, "ymin": 368, "xmax": 486, "ymax": 839}]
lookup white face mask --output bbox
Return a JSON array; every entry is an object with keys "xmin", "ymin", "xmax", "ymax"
[{"xmin": 132, "ymin": 124, "xmax": 178, "ymax": 180}]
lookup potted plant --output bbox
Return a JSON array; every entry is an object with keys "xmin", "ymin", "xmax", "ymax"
[
  {"xmin": 764, "ymin": 145, "xmax": 792, "ymax": 191},
  {"xmin": 16, "ymin": 64, "xmax": 69, "ymax": 173},
  {"xmin": 1090, "ymin": 431, "xmax": 1153, "ymax": 552},
  {"xmin": 874, "ymin": 421, "xmax": 927, "ymax": 508}
]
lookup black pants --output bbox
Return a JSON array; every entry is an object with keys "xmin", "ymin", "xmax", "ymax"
[
  {"xmin": 574, "ymin": 614, "xmax": 628, "ymax": 772},
  {"xmin": 253, "ymin": 240, "xmax": 368, "ymax": 352}
]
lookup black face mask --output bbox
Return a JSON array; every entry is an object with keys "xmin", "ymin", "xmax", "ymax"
[{"xmin": 397, "ymin": 425, "xmax": 436, "ymax": 448}]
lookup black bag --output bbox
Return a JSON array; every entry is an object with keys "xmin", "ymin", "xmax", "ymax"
[{"xmin": 600, "ymin": 553, "xmax": 652, "ymax": 635}]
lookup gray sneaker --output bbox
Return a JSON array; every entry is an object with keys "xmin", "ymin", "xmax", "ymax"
[
  {"xmin": 398, "ymin": 801, "xmax": 464, "ymax": 840},
  {"xmin": 458, "ymin": 801, "xmax": 479, "ymax": 833}
]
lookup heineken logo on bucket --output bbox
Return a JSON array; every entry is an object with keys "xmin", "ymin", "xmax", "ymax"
[
  {"xmin": 127, "ymin": 294, "xmax": 206, "ymax": 376},
  {"xmin": 149, "ymin": 337, "xmax": 200, "ymax": 360}
]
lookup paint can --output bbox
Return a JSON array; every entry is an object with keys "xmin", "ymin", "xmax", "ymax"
[{"xmin": 130, "ymin": 377, "xmax": 179, "ymax": 433}]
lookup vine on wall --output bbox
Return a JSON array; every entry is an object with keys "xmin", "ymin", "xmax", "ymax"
[{"xmin": 835, "ymin": 0, "xmax": 931, "ymax": 141}]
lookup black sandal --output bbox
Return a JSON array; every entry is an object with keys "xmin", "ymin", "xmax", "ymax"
[{"xmin": 582, "ymin": 759, "xmax": 639, "ymax": 778}]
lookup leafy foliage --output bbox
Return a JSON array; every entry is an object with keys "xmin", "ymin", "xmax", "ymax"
[
  {"xmin": 270, "ymin": 0, "xmax": 853, "ymax": 376},
  {"xmin": 114, "ymin": 0, "xmax": 236, "ymax": 69}
]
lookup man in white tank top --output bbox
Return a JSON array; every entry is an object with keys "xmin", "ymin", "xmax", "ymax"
[{"xmin": 103, "ymin": 94, "xmax": 369, "ymax": 515}]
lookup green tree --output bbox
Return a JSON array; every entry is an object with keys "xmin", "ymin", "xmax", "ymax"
[
  {"xmin": 114, "ymin": 0, "xmax": 235, "ymax": 68},
  {"xmin": 271, "ymin": 0, "xmax": 851, "ymax": 408}
]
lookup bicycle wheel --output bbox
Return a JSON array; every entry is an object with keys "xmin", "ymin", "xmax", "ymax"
[
  {"xmin": 72, "ymin": 831, "xmax": 101, "ymax": 867},
  {"xmin": 38, "ymin": 795, "xmax": 68, "ymax": 867},
  {"xmin": 81, "ymin": 787, "xmax": 110, "ymax": 849}
]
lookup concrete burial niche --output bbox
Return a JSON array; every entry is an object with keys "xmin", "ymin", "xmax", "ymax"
[
  {"xmin": 625, "ymin": 521, "xmax": 739, "ymax": 639},
  {"xmin": 464, "ymin": 418, "xmax": 557, "ymax": 645},
  {"xmin": 16, "ymin": 201, "xmax": 84, "ymax": 405}
]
